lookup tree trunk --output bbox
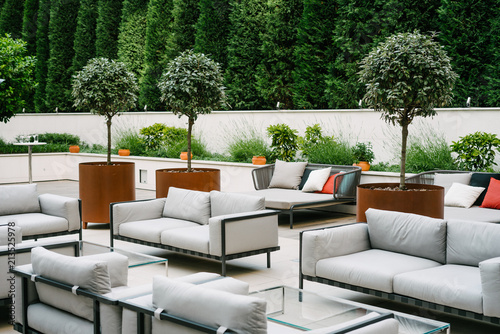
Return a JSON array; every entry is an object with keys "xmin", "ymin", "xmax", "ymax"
[
  {"xmin": 106, "ymin": 116, "xmax": 112, "ymax": 165},
  {"xmin": 187, "ymin": 117, "xmax": 194, "ymax": 172},
  {"xmin": 400, "ymin": 122, "xmax": 408, "ymax": 190}
]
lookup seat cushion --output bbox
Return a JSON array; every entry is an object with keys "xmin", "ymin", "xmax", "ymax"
[
  {"xmin": 28, "ymin": 303, "xmax": 93, "ymax": 334},
  {"xmin": 0, "ymin": 213, "xmax": 68, "ymax": 237},
  {"xmin": 210, "ymin": 191, "xmax": 265, "ymax": 217},
  {"xmin": 366, "ymin": 209, "xmax": 447, "ymax": 263},
  {"xmin": 163, "ymin": 187, "xmax": 211, "ymax": 225},
  {"xmin": 160, "ymin": 225, "xmax": 210, "ymax": 254},
  {"xmin": 444, "ymin": 206, "xmax": 500, "ymax": 223},
  {"xmin": 315, "ymin": 249, "xmax": 441, "ymax": 293},
  {"xmin": 394, "ymin": 264, "xmax": 483, "ymax": 314},
  {"xmin": 119, "ymin": 218, "xmax": 199, "ymax": 243},
  {"xmin": 0, "ymin": 183, "xmax": 40, "ymax": 215},
  {"xmin": 246, "ymin": 189, "xmax": 334, "ymax": 210}
]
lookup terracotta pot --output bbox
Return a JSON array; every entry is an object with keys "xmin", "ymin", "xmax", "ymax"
[
  {"xmin": 79, "ymin": 162, "xmax": 135, "ymax": 228},
  {"xmin": 356, "ymin": 183, "xmax": 444, "ymax": 222},
  {"xmin": 252, "ymin": 156, "xmax": 266, "ymax": 165},
  {"xmin": 180, "ymin": 152, "xmax": 193, "ymax": 160},
  {"xmin": 69, "ymin": 145, "xmax": 80, "ymax": 153},
  {"xmin": 118, "ymin": 149, "xmax": 130, "ymax": 156},
  {"xmin": 156, "ymin": 168, "xmax": 220, "ymax": 198},
  {"xmin": 353, "ymin": 161, "xmax": 370, "ymax": 171}
]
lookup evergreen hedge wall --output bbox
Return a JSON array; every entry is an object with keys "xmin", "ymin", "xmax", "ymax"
[{"xmin": 5, "ymin": 0, "xmax": 500, "ymax": 113}]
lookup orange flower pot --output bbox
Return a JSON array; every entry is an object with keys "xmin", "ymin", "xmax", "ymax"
[
  {"xmin": 69, "ymin": 145, "xmax": 80, "ymax": 153},
  {"xmin": 252, "ymin": 156, "xmax": 267, "ymax": 165},
  {"xmin": 180, "ymin": 152, "xmax": 193, "ymax": 160},
  {"xmin": 118, "ymin": 149, "xmax": 130, "ymax": 156}
]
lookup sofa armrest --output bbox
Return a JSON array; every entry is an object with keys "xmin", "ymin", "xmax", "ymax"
[
  {"xmin": 480, "ymin": 257, "xmax": 500, "ymax": 318},
  {"xmin": 39, "ymin": 194, "xmax": 81, "ymax": 232},
  {"xmin": 110, "ymin": 198, "xmax": 166, "ymax": 235},
  {"xmin": 301, "ymin": 223, "xmax": 370, "ymax": 277},
  {"xmin": 208, "ymin": 210, "xmax": 279, "ymax": 256}
]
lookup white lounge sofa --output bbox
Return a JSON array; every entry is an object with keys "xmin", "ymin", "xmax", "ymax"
[
  {"xmin": 0, "ymin": 184, "xmax": 82, "ymax": 240},
  {"xmin": 300, "ymin": 208, "xmax": 500, "ymax": 325},
  {"xmin": 110, "ymin": 187, "xmax": 280, "ymax": 275}
]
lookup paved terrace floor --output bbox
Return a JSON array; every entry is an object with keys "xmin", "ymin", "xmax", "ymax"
[{"xmin": 1, "ymin": 180, "xmax": 498, "ymax": 333}]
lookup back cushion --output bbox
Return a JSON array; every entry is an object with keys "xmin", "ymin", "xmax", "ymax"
[
  {"xmin": 434, "ymin": 173, "xmax": 472, "ymax": 194},
  {"xmin": 31, "ymin": 247, "xmax": 112, "ymax": 320},
  {"xmin": 366, "ymin": 209, "xmax": 447, "ymax": 264},
  {"xmin": 0, "ymin": 184, "xmax": 40, "ymax": 215},
  {"xmin": 210, "ymin": 191, "xmax": 265, "ymax": 217},
  {"xmin": 447, "ymin": 220, "xmax": 500, "ymax": 266},
  {"xmin": 152, "ymin": 276, "xmax": 267, "ymax": 334},
  {"xmin": 268, "ymin": 160, "xmax": 307, "ymax": 189},
  {"xmin": 163, "ymin": 187, "xmax": 211, "ymax": 225},
  {"xmin": 469, "ymin": 173, "xmax": 500, "ymax": 206}
]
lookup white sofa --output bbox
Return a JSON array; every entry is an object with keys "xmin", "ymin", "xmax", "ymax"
[
  {"xmin": 0, "ymin": 184, "xmax": 82, "ymax": 240},
  {"xmin": 406, "ymin": 170, "xmax": 500, "ymax": 223},
  {"xmin": 300, "ymin": 208, "xmax": 500, "ymax": 325},
  {"xmin": 120, "ymin": 275, "xmax": 399, "ymax": 334},
  {"xmin": 248, "ymin": 161, "xmax": 362, "ymax": 228},
  {"xmin": 111, "ymin": 187, "xmax": 280, "ymax": 276}
]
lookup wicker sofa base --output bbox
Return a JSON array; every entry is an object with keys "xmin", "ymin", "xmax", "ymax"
[
  {"xmin": 300, "ymin": 275, "xmax": 500, "ymax": 325},
  {"xmin": 114, "ymin": 235, "xmax": 280, "ymax": 276}
]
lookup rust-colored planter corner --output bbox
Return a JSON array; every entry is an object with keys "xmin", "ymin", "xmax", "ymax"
[
  {"xmin": 156, "ymin": 168, "xmax": 221, "ymax": 198},
  {"xmin": 356, "ymin": 183, "xmax": 444, "ymax": 223},
  {"xmin": 79, "ymin": 162, "xmax": 135, "ymax": 228}
]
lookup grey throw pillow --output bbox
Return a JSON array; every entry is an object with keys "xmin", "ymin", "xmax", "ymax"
[
  {"xmin": 268, "ymin": 160, "xmax": 307, "ymax": 189},
  {"xmin": 163, "ymin": 187, "xmax": 211, "ymax": 224}
]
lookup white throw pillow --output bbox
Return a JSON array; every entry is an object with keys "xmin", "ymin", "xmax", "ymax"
[
  {"xmin": 434, "ymin": 173, "xmax": 472, "ymax": 194},
  {"xmin": 302, "ymin": 167, "xmax": 331, "ymax": 192},
  {"xmin": 444, "ymin": 182, "xmax": 485, "ymax": 208},
  {"xmin": 268, "ymin": 160, "xmax": 307, "ymax": 189}
]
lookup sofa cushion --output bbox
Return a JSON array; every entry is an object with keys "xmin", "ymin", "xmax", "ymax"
[
  {"xmin": 31, "ymin": 247, "xmax": 113, "ymax": 321},
  {"xmin": 152, "ymin": 276, "xmax": 267, "ymax": 334},
  {"xmin": 247, "ymin": 189, "xmax": 334, "ymax": 210},
  {"xmin": 268, "ymin": 160, "xmax": 307, "ymax": 190},
  {"xmin": 447, "ymin": 219, "xmax": 500, "ymax": 266},
  {"xmin": 394, "ymin": 264, "xmax": 483, "ymax": 314},
  {"xmin": 0, "ymin": 184, "xmax": 40, "ymax": 215},
  {"xmin": 480, "ymin": 177, "xmax": 500, "ymax": 209},
  {"xmin": 434, "ymin": 172, "xmax": 471, "ymax": 194},
  {"xmin": 301, "ymin": 167, "xmax": 331, "ymax": 192},
  {"xmin": 0, "ymin": 225, "xmax": 22, "ymax": 245},
  {"xmin": 315, "ymin": 249, "xmax": 441, "ymax": 293},
  {"xmin": 160, "ymin": 225, "xmax": 209, "ymax": 254},
  {"xmin": 316, "ymin": 173, "xmax": 341, "ymax": 194},
  {"xmin": 444, "ymin": 206, "xmax": 500, "ymax": 223},
  {"xmin": 444, "ymin": 182, "xmax": 484, "ymax": 208},
  {"xmin": 366, "ymin": 209, "xmax": 447, "ymax": 263},
  {"xmin": 210, "ymin": 191, "xmax": 265, "ymax": 217},
  {"xmin": 27, "ymin": 303, "xmax": 94, "ymax": 334},
  {"xmin": 119, "ymin": 218, "xmax": 199, "ymax": 244},
  {"xmin": 163, "ymin": 187, "xmax": 211, "ymax": 225},
  {"xmin": 0, "ymin": 213, "xmax": 68, "ymax": 237},
  {"xmin": 469, "ymin": 172, "xmax": 500, "ymax": 206}
]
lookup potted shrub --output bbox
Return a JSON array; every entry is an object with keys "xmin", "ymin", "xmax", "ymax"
[
  {"xmin": 156, "ymin": 50, "xmax": 226, "ymax": 197},
  {"xmin": 356, "ymin": 31, "xmax": 458, "ymax": 222},
  {"xmin": 72, "ymin": 57, "xmax": 139, "ymax": 227},
  {"xmin": 352, "ymin": 142, "xmax": 374, "ymax": 171}
]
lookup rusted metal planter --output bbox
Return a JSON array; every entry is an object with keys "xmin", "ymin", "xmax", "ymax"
[
  {"xmin": 156, "ymin": 168, "xmax": 221, "ymax": 198},
  {"xmin": 356, "ymin": 182, "xmax": 444, "ymax": 222},
  {"xmin": 79, "ymin": 161, "xmax": 135, "ymax": 228}
]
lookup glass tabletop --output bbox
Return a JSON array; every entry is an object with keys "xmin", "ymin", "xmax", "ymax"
[{"xmin": 249, "ymin": 286, "xmax": 450, "ymax": 334}]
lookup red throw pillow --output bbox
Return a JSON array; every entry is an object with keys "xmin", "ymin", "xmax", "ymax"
[
  {"xmin": 317, "ymin": 173, "xmax": 340, "ymax": 194},
  {"xmin": 480, "ymin": 177, "xmax": 500, "ymax": 209}
]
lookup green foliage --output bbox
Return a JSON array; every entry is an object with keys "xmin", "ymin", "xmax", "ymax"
[
  {"xmin": 45, "ymin": 0, "xmax": 79, "ymax": 112},
  {"xmin": 38, "ymin": 132, "xmax": 80, "ymax": 145},
  {"xmin": 450, "ymin": 132, "xmax": 500, "ymax": 171},
  {"xmin": 225, "ymin": 0, "xmax": 267, "ymax": 110},
  {"xmin": 256, "ymin": 0, "xmax": 302, "ymax": 110},
  {"xmin": 114, "ymin": 129, "xmax": 145, "ymax": 155},
  {"xmin": 117, "ymin": 10, "xmax": 148, "ymax": 79},
  {"xmin": 95, "ymin": 0, "xmax": 122, "ymax": 59},
  {"xmin": 140, "ymin": 123, "xmax": 168, "ymax": 151},
  {"xmin": 227, "ymin": 135, "xmax": 270, "ymax": 163},
  {"xmin": 359, "ymin": 31, "xmax": 458, "ymax": 188},
  {"xmin": 267, "ymin": 124, "xmax": 299, "ymax": 162},
  {"xmin": 22, "ymin": 0, "xmax": 39, "ymax": 55},
  {"xmin": 34, "ymin": 0, "xmax": 50, "ymax": 113},
  {"xmin": 405, "ymin": 133, "xmax": 456, "ymax": 173},
  {"xmin": 306, "ymin": 137, "xmax": 354, "ymax": 165},
  {"xmin": 0, "ymin": 0, "xmax": 24, "ymax": 39},
  {"xmin": 299, "ymin": 124, "xmax": 324, "ymax": 157},
  {"xmin": 72, "ymin": 57, "xmax": 139, "ymax": 164},
  {"xmin": 166, "ymin": 0, "xmax": 200, "ymax": 61},
  {"xmin": 72, "ymin": 0, "xmax": 98, "ymax": 73},
  {"xmin": 292, "ymin": 0, "xmax": 337, "ymax": 109},
  {"xmin": 194, "ymin": 0, "xmax": 231, "ymax": 70},
  {"xmin": 0, "ymin": 133, "xmax": 80, "ymax": 154},
  {"xmin": 139, "ymin": 0, "xmax": 173, "ymax": 111},
  {"xmin": 352, "ymin": 142, "xmax": 375, "ymax": 163},
  {"xmin": 0, "ymin": 34, "xmax": 36, "ymax": 123}
]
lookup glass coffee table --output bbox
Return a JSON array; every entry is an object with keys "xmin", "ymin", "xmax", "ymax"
[{"xmin": 250, "ymin": 286, "xmax": 450, "ymax": 333}]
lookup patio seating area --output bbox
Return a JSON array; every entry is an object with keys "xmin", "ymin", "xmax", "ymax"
[{"xmin": 2, "ymin": 180, "xmax": 500, "ymax": 333}]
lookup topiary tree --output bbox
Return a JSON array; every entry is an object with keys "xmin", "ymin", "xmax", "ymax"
[
  {"xmin": 0, "ymin": 34, "xmax": 36, "ymax": 123},
  {"xmin": 359, "ymin": 31, "xmax": 458, "ymax": 189},
  {"xmin": 157, "ymin": 50, "xmax": 226, "ymax": 172},
  {"xmin": 72, "ymin": 58, "xmax": 139, "ymax": 165}
]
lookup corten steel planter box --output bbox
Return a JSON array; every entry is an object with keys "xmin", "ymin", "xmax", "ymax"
[
  {"xmin": 356, "ymin": 183, "xmax": 445, "ymax": 222},
  {"xmin": 156, "ymin": 168, "xmax": 220, "ymax": 198},
  {"xmin": 79, "ymin": 161, "xmax": 135, "ymax": 228}
]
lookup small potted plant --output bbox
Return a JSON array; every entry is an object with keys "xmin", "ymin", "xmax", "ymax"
[{"xmin": 352, "ymin": 142, "xmax": 374, "ymax": 171}]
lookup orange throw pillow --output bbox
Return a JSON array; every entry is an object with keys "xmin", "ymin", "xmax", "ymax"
[
  {"xmin": 480, "ymin": 177, "xmax": 500, "ymax": 209},
  {"xmin": 317, "ymin": 173, "xmax": 340, "ymax": 194}
]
